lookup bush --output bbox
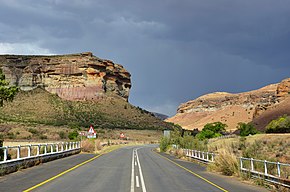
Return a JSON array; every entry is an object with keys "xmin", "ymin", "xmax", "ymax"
[
  {"xmin": 68, "ymin": 130, "xmax": 79, "ymax": 140},
  {"xmin": 237, "ymin": 122, "xmax": 258, "ymax": 136},
  {"xmin": 266, "ymin": 115, "xmax": 290, "ymax": 133},
  {"xmin": 28, "ymin": 128, "xmax": 39, "ymax": 135},
  {"xmin": 196, "ymin": 122, "xmax": 227, "ymax": 140},
  {"xmin": 81, "ymin": 139, "xmax": 95, "ymax": 153},
  {"xmin": 39, "ymin": 135, "xmax": 48, "ymax": 140},
  {"xmin": 58, "ymin": 131, "xmax": 67, "ymax": 139},
  {"xmin": 209, "ymin": 148, "xmax": 238, "ymax": 176},
  {"xmin": 159, "ymin": 137, "xmax": 171, "ymax": 152}
]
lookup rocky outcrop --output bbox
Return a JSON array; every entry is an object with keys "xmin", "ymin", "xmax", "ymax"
[
  {"xmin": 167, "ymin": 80, "xmax": 290, "ymax": 131},
  {"xmin": 0, "ymin": 52, "xmax": 131, "ymax": 101},
  {"xmin": 277, "ymin": 78, "xmax": 290, "ymax": 98}
]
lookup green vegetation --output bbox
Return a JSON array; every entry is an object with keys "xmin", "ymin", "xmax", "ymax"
[
  {"xmin": 237, "ymin": 122, "xmax": 258, "ymax": 136},
  {"xmin": 0, "ymin": 88, "xmax": 173, "ymax": 130},
  {"xmin": 68, "ymin": 130, "xmax": 79, "ymax": 140},
  {"xmin": 0, "ymin": 69, "xmax": 18, "ymax": 107},
  {"xmin": 196, "ymin": 122, "xmax": 227, "ymax": 140},
  {"xmin": 266, "ymin": 115, "xmax": 290, "ymax": 133}
]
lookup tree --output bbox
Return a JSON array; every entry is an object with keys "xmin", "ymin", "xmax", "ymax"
[
  {"xmin": 0, "ymin": 69, "xmax": 18, "ymax": 107},
  {"xmin": 266, "ymin": 115, "xmax": 290, "ymax": 133},
  {"xmin": 196, "ymin": 122, "xmax": 227, "ymax": 140},
  {"xmin": 237, "ymin": 122, "xmax": 258, "ymax": 136}
]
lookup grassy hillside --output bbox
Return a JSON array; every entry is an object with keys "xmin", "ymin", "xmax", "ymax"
[{"xmin": 0, "ymin": 88, "xmax": 173, "ymax": 130}]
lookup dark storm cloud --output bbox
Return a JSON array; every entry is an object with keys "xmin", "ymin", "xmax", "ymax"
[{"xmin": 1, "ymin": 0, "xmax": 290, "ymax": 116}]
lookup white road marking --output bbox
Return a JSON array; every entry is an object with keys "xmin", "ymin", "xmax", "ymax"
[
  {"xmin": 135, "ymin": 160, "xmax": 137, "ymax": 166},
  {"xmin": 136, "ymin": 176, "xmax": 140, "ymax": 188},
  {"xmin": 135, "ymin": 149, "xmax": 147, "ymax": 192},
  {"xmin": 130, "ymin": 150, "xmax": 135, "ymax": 192}
]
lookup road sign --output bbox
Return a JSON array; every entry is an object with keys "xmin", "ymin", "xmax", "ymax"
[
  {"xmin": 120, "ymin": 132, "xmax": 125, "ymax": 139},
  {"xmin": 87, "ymin": 125, "xmax": 96, "ymax": 139}
]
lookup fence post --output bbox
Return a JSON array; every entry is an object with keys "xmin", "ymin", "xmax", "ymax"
[
  {"xmin": 264, "ymin": 160, "xmax": 268, "ymax": 175},
  {"xmin": 17, "ymin": 145, "xmax": 21, "ymax": 159},
  {"xmin": 250, "ymin": 158, "xmax": 254, "ymax": 171},
  {"xmin": 28, "ymin": 145, "xmax": 31, "ymax": 157},
  {"xmin": 277, "ymin": 162, "xmax": 281, "ymax": 177},
  {"xmin": 3, "ymin": 146, "xmax": 8, "ymax": 161},
  {"xmin": 37, "ymin": 144, "xmax": 40, "ymax": 156}
]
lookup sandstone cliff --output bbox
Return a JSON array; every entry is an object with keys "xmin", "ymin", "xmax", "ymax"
[
  {"xmin": 167, "ymin": 78, "xmax": 290, "ymax": 131},
  {"xmin": 0, "ymin": 52, "xmax": 131, "ymax": 101}
]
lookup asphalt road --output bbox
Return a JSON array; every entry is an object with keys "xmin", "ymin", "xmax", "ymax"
[{"xmin": 0, "ymin": 145, "xmax": 268, "ymax": 192}]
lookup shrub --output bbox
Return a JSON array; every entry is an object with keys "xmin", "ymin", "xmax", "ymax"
[
  {"xmin": 196, "ymin": 122, "xmax": 227, "ymax": 140},
  {"xmin": 81, "ymin": 139, "xmax": 95, "ymax": 153},
  {"xmin": 28, "ymin": 128, "xmax": 39, "ymax": 135},
  {"xmin": 209, "ymin": 148, "xmax": 238, "ymax": 176},
  {"xmin": 237, "ymin": 122, "xmax": 258, "ymax": 136},
  {"xmin": 68, "ymin": 130, "xmax": 79, "ymax": 140},
  {"xmin": 159, "ymin": 137, "xmax": 171, "ymax": 152},
  {"xmin": 58, "ymin": 131, "xmax": 66, "ymax": 139},
  {"xmin": 39, "ymin": 135, "xmax": 48, "ymax": 140},
  {"xmin": 266, "ymin": 115, "xmax": 290, "ymax": 133}
]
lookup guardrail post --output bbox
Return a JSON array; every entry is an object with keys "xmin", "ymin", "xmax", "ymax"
[
  {"xmin": 251, "ymin": 158, "xmax": 254, "ymax": 171},
  {"xmin": 206, "ymin": 152, "xmax": 209, "ymax": 161},
  {"xmin": 212, "ymin": 153, "xmax": 214, "ymax": 162},
  {"xmin": 240, "ymin": 158, "xmax": 243, "ymax": 170},
  {"xmin": 202, "ymin": 152, "xmax": 205, "ymax": 160},
  {"xmin": 3, "ymin": 146, "xmax": 8, "ymax": 162},
  {"xmin": 17, "ymin": 145, "xmax": 21, "ymax": 159},
  {"xmin": 264, "ymin": 160, "xmax": 268, "ymax": 175},
  {"xmin": 28, "ymin": 145, "xmax": 31, "ymax": 157},
  {"xmin": 37, "ymin": 144, "xmax": 40, "ymax": 156},
  {"xmin": 65, "ymin": 142, "xmax": 68, "ymax": 151},
  {"xmin": 56, "ymin": 144, "xmax": 59, "ymax": 152},
  {"xmin": 50, "ymin": 144, "xmax": 53, "ymax": 153},
  {"xmin": 277, "ymin": 162, "xmax": 281, "ymax": 177},
  {"xmin": 44, "ymin": 144, "xmax": 47, "ymax": 154}
]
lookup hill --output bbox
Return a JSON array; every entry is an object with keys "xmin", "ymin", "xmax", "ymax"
[
  {"xmin": 0, "ymin": 88, "xmax": 172, "ymax": 130},
  {"xmin": 167, "ymin": 78, "xmax": 290, "ymax": 131}
]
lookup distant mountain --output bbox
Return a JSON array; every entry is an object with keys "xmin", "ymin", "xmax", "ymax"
[
  {"xmin": 152, "ymin": 112, "xmax": 169, "ymax": 121},
  {"xmin": 166, "ymin": 78, "xmax": 290, "ymax": 132}
]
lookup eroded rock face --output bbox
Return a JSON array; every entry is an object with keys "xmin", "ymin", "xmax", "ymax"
[
  {"xmin": 0, "ymin": 52, "xmax": 131, "ymax": 101},
  {"xmin": 277, "ymin": 78, "xmax": 290, "ymax": 98},
  {"xmin": 166, "ymin": 82, "xmax": 288, "ymax": 131}
]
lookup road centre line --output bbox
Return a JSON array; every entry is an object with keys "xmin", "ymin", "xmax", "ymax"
[
  {"xmin": 135, "ymin": 149, "xmax": 147, "ymax": 192},
  {"xmin": 153, "ymin": 150, "xmax": 228, "ymax": 192},
  {"xmin": 136, "ymin": 176, "xmax": 140, "ymax": 188},
  {"xmin": 130, "ymin": 150, "xmax": 135, "ymax": 192}
]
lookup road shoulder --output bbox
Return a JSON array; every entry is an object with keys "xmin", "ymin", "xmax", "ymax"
[{"xmin": 156, "ymin": 151, "xmax": 269, "ymax": 192}]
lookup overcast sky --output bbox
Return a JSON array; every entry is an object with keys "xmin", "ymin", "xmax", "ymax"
[{"xmin": 1, "ymin": 0, "xmax": 290, "ymax": 116}]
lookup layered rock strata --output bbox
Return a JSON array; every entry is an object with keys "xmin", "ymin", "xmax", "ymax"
[
  {"xmin": 0, "ymin": 52, "xmax": 131, "ymax": 101},
  {"xmin": 167, "ymin": 79, "xmax": 290, "ymax": 131}
]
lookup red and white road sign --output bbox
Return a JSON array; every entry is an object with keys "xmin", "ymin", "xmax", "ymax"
[
  {"xmin": 120, "ymin": 132, "xmax": 125, "ymax": 139},
  {"xmin": 87, "ymin": 125, "xmax": 96, "ymax": 138}
]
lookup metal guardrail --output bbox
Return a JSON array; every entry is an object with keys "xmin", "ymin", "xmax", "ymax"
[
  {"xmin": 183, "ymin": 149, "xmax": 216, "ymax": 163},
  {"xmin": 0, "ymin": 142, "xmax": 81, "ymax": 164},
  {"xmin": 182, "ymin": 148, "xmax": 290, "ymax": 188},
  {"xmin": 240, "ymin": 157, "xmax": 290, "ymax": 188}
]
